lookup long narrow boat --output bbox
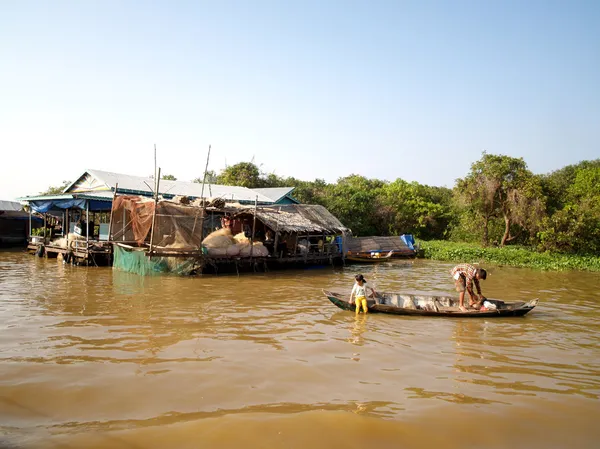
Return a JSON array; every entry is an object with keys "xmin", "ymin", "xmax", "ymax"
[
  {"xmin": 345, "ymin": 250, "xmax": 394, "ymax": 263},
  {"xmin": 323, "ymin": 290, "xmax": 538, "ymax": 317}
]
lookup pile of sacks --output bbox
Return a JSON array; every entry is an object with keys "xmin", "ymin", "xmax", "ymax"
[
  {"xmin": 51, "ymin": 233, "xmax": 86, "ymax": 249},
  {"xmin": 201, "ymin": 228, "xmax": 269, "ymax": 257},
  {"xmin": 190, "ymin": 197, "xmax": 227, "ymax": 209}
]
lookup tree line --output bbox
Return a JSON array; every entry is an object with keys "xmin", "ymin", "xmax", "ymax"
[
  {"xmin": 39, "ymin": 155, "xmax": 598, "ymax": 255},
  {"xmin": 195, "ymin": 156, "xmax": 599, "ymax": 255}
]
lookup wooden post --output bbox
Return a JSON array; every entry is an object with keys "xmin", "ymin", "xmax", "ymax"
[
  {"xmin": 293, "ymin": 233, "xmax": 298, "ymax": 257},
  {"xmin": 304, "ymin": 232, "xmax": 308, "ymax": 262},
  {"xmin": 107, "ymin": 183, "xmax": 118, "ymax": 241},
  {"xmin": 28, "ymin": 207, "xmax": 32, "ymax": 240},
  {"xmin": 149, "ymin": 168, "xmax": 161, "ymax": 254},
  {"xmin": 273, "ymin": 222, "xmax": 280, "ymax": 258},
  {"xmin": 250, "ymin": 195, "xmax": 257, "ymax": 258},
  {"xmin": 192, "ymin": 145, "xmax": 211, "ymax": 242},
  {"xmin": 43, "ymin": 213, "xmax": 47, "ymax": 242},
  {"xmin": 198, "ymin": 207, "xmax": 206, "ymax": 249},
  {"xmin": 121, "ymin": 207, "xmax": 126, "ymax": 242},
  {"xmin": 86, "ymin": 200, "xmax": 90, "ymax": 245},
  {"xmin": 200, "ymin": 144, "xmax": 211, "ymax": 202},
  {"xmin": 274, "ymin": 206, "xmax": 281, "ymax": 258}
]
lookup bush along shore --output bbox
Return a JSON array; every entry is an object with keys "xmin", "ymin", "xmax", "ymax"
[{"xmin": 419, "ymin": 240, "xmax": 600, "ymax": 272}]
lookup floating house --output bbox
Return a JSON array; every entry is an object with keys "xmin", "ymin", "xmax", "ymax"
[
  {"xmin": 0, "ymin": 200, "xmax": 42, "ymax": 247},
  {"xmin": 111, "ymin": 195, "xmax": 349, "ymax": 275},
  {"xmin": 18, "ymin": 169, "xmax": 303, "ymax": 266}
]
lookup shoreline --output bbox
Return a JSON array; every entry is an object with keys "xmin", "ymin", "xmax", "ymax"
[{"xmin": 418, "ymin": 240, "xmax": 600, "ymax": 272}]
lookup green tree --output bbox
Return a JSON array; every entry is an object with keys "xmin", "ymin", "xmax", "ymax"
[
  {"xmin": 321, "ymin": 175, "xmax": 385, "ymax": 236},
  {"xmin": 538, "ymin": 164, "xmax": 600, "ymax": 253},
  {"xmin": 40, "ymin": 180, "xmax": 71, "ymax": 195},
  {"xmin": 218, "ymin": 162, "xmax": 262, "ymax": 188},
  {"xmin": 274, "ymin": 177, "xmax": 329, "ymax": 204},
  {"xmin": 378, "ymin": 180, "xmax": 453, "ymax": 239},
  {"xmin": 192, "ymin": 170, "xmax": 219, "ymax": 184},
  {"xmin": 454, "ymin": 153, "xmax": 545, "ymax": 246},
  {"xmin": 161, "ymin": 174, "xmax": 177, "ymax": 181},
  {"xmin": 540, "ymin": 159, "xmax": 600, "ymax": 213}
]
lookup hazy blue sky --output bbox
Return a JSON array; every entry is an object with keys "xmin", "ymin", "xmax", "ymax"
[{"xmin": 1, "ymin": 0, "xmax": 598, "ymax": 199}]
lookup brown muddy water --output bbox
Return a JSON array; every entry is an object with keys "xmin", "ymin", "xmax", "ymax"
[{"xmin": 0, "ymin": 250, "xmax": 599, "ymax": 449}]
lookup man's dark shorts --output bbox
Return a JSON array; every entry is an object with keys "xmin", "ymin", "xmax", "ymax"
[{"xmin": 455, "ymin": 275, "xmax": 467, "ymax": 293}]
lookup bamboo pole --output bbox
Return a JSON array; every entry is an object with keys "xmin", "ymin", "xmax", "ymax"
[
  {"xmin": 273, "ymin": 222, "xmax": 280, "ymax": 258},
  {"xmin": 107, "ymin": 182, "xmax": 118, "ymax": 241},
  {"xmin": 86, "ymin": 200, "xmax": 89, "ymax": 245},
  {"xmin": 304, "ymin": 232, "xmax": 308, "ymax": 262},
  {"xmin": 193, "ymin": 145, "xmax": 211, "ymax": 244},
  {"xmin": 200, "ymin": 144, "xmax": 211, "ymax": 202},
  {"xmin": 149, "ymin": 168, "xmax": 161, "ymax": 255},
  {"xmin": 250, "ymin": 195, "xmax": 257, "ymax": 258},
  {"xmin": 197, "ymin": 208, "xmax": 206, "ymax": 251},
  {"xmin": 294, "ymin": 233, "xmax": 298, "ymax": 257}
]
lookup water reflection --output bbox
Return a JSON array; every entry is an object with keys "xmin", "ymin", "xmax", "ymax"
[
  {"xmin": 1, "ymin": 252, "xmax": 600, "ymax": 449},
  {"xmin": 348, "ymin": 315, "xmax": 367, "ymax": 347},
  {"xmin": 451, "ymin": 318, "xmax": 600, "ymax": 400}
]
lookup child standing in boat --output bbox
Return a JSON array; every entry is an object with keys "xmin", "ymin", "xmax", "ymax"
[{"xmin": 350, "ymin": 274, "xmax": 375, "ymax": 314}]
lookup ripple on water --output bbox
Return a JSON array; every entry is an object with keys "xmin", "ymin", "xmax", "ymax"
[{"xmin": 0, "ymin": 252, "xmax": 599, "ymax": 448}]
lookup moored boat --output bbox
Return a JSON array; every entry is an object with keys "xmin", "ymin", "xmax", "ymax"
[
  {"xmin": 345, "ymin": 250, "xmax": 394, "ymax": 263},
  {"xmin": 345, "ymin": 235, "xmax": 419, "ymax": 261},
  {"xmin": 323, "ymin": 290, "xmax": 538, "ymax": 317}
]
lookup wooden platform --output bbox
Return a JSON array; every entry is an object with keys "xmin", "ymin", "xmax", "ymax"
[{"xmin": 28, "ymin": 241, "xmax": 113, "ymax": 266}]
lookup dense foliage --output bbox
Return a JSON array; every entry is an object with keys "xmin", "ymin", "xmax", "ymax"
[
  {"xmin": 537, "ymin": 161, "xmax": 600, "ymax": 254},
  {"xmin": 420, "ymin": 240, "xmax": 600, "ymax": 272},
  {"xmin": 191, "ymin": 154, "xmax": 599, "ymax": 256},
  {"xmin": 454, "ymin": 153, "xmax": 545, "ymax": 247}
]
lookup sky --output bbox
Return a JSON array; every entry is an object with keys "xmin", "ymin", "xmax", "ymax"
[{"xmin": 0, "ymin": 0, "xmax": 598, "ymax": 200}]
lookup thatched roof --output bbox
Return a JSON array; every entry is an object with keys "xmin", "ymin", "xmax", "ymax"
[
  {"xmin": 347, "ymin": 236, "xmax": 414, "ymax": 253},
  {"xmin": 234, "ymin": 204, "xmax": 348, "ymax": 233}
]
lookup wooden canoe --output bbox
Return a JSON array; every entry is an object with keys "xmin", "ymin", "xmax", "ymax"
[
  {"xmin": 323, "ymin": 290, "xmax": 538, "ymax": 317},
  {"xmin": 345, "ymin": 250, "xmax": 394, "ymax": 263}
]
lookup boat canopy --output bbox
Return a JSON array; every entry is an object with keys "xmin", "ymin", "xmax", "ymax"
[{"xmin": 19, "ymin": 192, "xmax": 114, "ymax": 213}]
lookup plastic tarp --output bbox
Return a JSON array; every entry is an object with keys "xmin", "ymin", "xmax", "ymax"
[
  {"xmin": 400, "ymin": 234, "xmax": 416, "ymax": 250},
  {"xmin": 112, "ymin": 244, "xmax": 197, "ymax": 276},
  {"xmin": 110, "ymin": 196, "xmax": 205, "ymax": 248},
  {"xmin": 111, "ymin": 196, "xmax": 155, "ymax": 244},
  {"xmin": 29, "ymin": 199, "xmax": 110, "ymax": 213}
]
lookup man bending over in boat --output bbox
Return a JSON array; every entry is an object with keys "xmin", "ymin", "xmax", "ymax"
[
  {"xmin": 350, "ymin": 274, "xmax": 376, "ymax": 314},
  {"xmin": 450, "ymin": 264, "xmax": 487, "ymax": 312}
]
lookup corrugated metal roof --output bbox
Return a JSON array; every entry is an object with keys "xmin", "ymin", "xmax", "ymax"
[
  {"xmin": 346, "ymin": 236, "xmax": 414, "ymax": 253},
  {"xmin": 0, "ymin": 200, "xmax": 23, "ymax": 212},
  {"xmin": 78, "ymin": 169, "xmax": 280, "ymax": 203},
  {"xmin": 235, "ymin": 204, "xmax": 349, "ymax": 233},
  {"xmin": 252, "ymin": 187, "xmax": 296, "ymax": 203},
  {"xmin": 17, "ymin": 191, "xmax": 114, "ymax": 202}
]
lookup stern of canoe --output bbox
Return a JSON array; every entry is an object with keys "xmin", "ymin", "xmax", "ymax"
[{"xmin": 323, "ymin": 290, "xmax": 355, "ymax": 311}]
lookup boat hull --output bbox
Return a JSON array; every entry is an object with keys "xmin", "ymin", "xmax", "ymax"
[
  {"xmin": 323, "ymin": 290, "xmax": 538, "ymax": 317},
  {"xmin": 345, "ymin": 250, "xmax": 396, "ymax": 263}
]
